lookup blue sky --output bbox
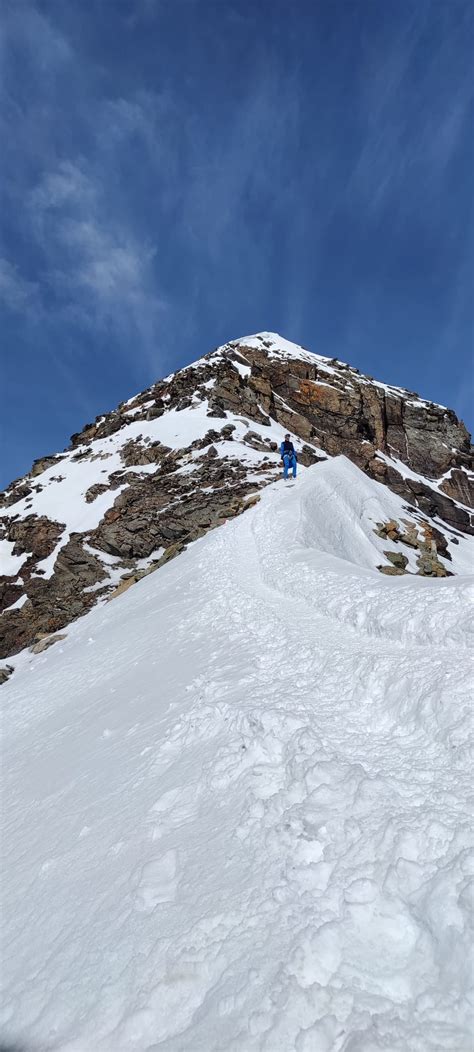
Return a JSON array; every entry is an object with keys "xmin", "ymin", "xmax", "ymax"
[{"xmin": 1, "ymin": 0, "xmax": 473, "ymax": 487}]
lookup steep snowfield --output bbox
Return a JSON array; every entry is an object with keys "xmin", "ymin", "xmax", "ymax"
[{"xmin": 1, "ymin": 459, "xmax": 473, "ymax": 1052}]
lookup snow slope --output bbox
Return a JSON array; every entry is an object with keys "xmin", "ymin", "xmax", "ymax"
[
  {"xmin": 0, "ymin": 392, "xmax": 324, "ymax": 589},
  {"xmin": 1, "ymin": 459, "xmax": 473, "ymax": 1051}
]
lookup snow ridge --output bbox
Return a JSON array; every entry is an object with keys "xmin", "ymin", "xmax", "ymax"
[
  {"xmin": 1, "ymin": 462, "xmax": 473, "ymax": 1051},
  {"xmin": 0, "ymin": 328, "xmax": 472, "ymax": 661}
]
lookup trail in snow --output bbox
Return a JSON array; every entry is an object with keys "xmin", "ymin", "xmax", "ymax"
[{"xmin": 1, "ymin": 459, "xmax": 473, "ymax": 1052}]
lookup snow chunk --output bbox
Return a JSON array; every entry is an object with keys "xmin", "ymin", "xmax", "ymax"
[
  {"xmin": 232, "ymin": 359, "xmax": 251, "ymax": 380},
  {"xmin": 4, "ymin": 592, "xmax": 28, "ymax": 612},
  {"xmin": 0, "ymin": 539, "xmax": 28, "ymax": 576}
]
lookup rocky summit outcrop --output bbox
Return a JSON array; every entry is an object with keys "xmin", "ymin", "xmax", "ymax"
[{"xmin": 1, "ymin": 332, "xmax": 473, "ymax": 661}]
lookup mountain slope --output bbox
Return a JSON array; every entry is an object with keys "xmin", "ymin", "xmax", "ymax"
[
  {"xmin": 1, "ymin": 332, "xmax": 473, "ymax": 662},
  {"xmin": 1, "ymin": 460, "xmax": 473, "ymax": 1051}
]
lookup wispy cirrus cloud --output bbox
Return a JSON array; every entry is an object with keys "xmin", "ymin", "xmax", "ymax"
[
  {"xmin": 5, "ymin": 29, "xmax": 305, "ymax": 354},
  {"xmin": 26, "ymin": 158, "xmax": 165, "ymax": 357},
  {"xmin": 1, "ymin": 3, "xmax": 169, "ymax": 375},
  {"xmin": 345, "ymin": 8, "xmax": 473, "ymax": 221},
  {"xmin": 0, "ymin": 259, "xmax": 42, "ymax": 317},
  {"xmin": 1, "ymin": 0, "xmax": 472, "ymax": 491}
]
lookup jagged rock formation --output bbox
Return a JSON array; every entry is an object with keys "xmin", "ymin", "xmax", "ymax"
[{"xmin": 1, "ymin": 332, "xmax": 473, "ymax": 660}]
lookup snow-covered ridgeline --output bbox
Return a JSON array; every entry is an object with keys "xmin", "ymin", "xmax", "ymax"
[
  {"xmin": 1, "ymin": 330, "xmax": 471, "ymax": 666},
  {"xmin": 1, "ymin": 459, "xmax": 473, "ymax": 1051}
]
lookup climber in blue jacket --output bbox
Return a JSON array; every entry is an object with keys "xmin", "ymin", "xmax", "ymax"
[{"xmin": 280, "ymin": 434, "xmax": 297, "ymax": 479}]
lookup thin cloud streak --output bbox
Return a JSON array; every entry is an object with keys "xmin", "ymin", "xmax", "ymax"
[
  {"xmin": 0, "ymin": 0, "xmax": 472, "ymax": 488},
  {"xmin": 1, "ymin": 5, "xmax": 168, "ymax": 375},
  {"xmin": 0, "ymin": 260, "xmax": 42, "ymax": 317}
]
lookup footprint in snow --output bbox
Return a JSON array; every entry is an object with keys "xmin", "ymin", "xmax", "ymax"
[
  {"xmin": 147, "ymin": 786, "xmax": 197, "ymax": 840},
  {"xmin": 134, "ymin": 849, "xmax": 179, "ymax": 912}
]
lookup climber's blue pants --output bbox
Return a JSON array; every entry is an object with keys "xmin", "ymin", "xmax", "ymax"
[{"xmin": 283, "ymin": 454, "xmax": 297, "ymax": 479}]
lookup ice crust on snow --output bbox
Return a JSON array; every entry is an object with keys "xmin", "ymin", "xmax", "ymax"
[{"xmin": 1, "ymin": 458, "xmax": 473, "ymax": 1052}]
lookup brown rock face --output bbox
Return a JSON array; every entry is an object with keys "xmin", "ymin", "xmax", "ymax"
[
  {"xmin": 6, "ymin": 515, "xmax": 64, "ymax": 561},
  {"xmin": 0, "ymin": 580, "xmax": 23, "ymax": 615},
  {"xmin": 247, "ymin": 349, "xmax": 471, "ymax": 482},
  {"xmin": 371, "ymin": 461, "xmax": 473, "ymax": 535},
  {"xmin": 1, "ymin": 332, "xmax": 472, "ymax": 660},
  {"xmin": 439, "ymin": 468, "xmax": 474, "ymax": 507}
]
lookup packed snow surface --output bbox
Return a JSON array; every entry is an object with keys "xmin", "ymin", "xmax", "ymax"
[{"xmin": 1, "ymin": 459, "xmax": 473, "ymax": 1051}]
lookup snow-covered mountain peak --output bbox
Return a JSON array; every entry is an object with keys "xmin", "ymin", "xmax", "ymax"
[
  {"xmin": 160, "ymin": 331, "xmax": 313, "ymax": 379},
  {"xmin": 229, "ymin": 331, "xmax": 452, "ymax": 409},
  {"xmin": 232, "ymin": 330, "xmax": 312, "ymax": 359},
  {"xmin": 232, "ymin": 330, "xmax": 347, "ymax": 371},
  {"xmin": 1, "ymin": 331, "xmax": 473, "ymax": 663}
]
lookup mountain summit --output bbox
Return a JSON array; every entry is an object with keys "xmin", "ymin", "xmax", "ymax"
[
  {"xmin": 1, "ymin": 332, "xmax": 473, "ymax": 661},
  {"xmin": 1, "ymin": 334, "xmax": 473, "ymax": 1050}
]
